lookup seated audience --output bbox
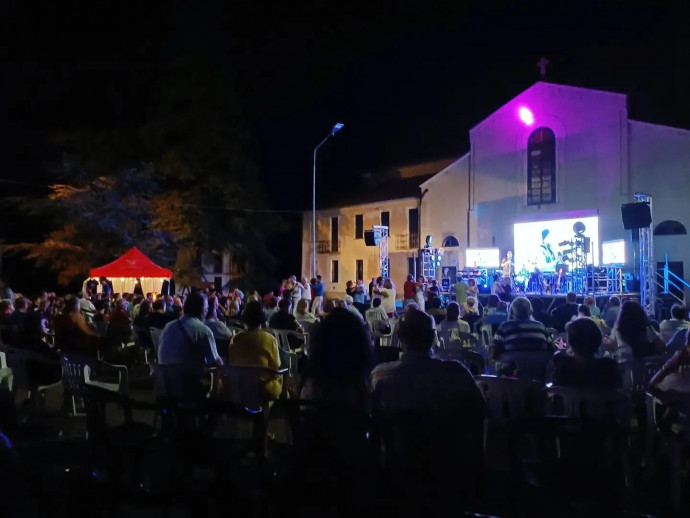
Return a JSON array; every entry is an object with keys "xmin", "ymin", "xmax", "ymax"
[
  {"xmin": 550, "ymin": 317, "xmax": 621, "ymax": 388},
  {"xmin": 301, "ymin": 307, "xmax": 372, "ymax": 406},
  {"xmin": 92, "ymin": 300, "xmax": 110, "ymax": 337},
  {"xmin": 601, "ymin": 296, "xmax": 622, "ymax": 328},
  {"xmin": 294, "ymin": 298, "xmax": 318, "ymax": 324},
  {"xmin": 7, "ymin": 296, "xmax": 30, "ymax": 346},
  {"xmin": 265, "ymin": 296, "xmax": 279, "ymax": 322},
  {"xmin": 490, "ymin": 296, "xmax": 551, "ymax": 360},
  {"xmin": 530, "ymin": 297, "xmax": 552, "ymax": 328},
  {"xmin": 371, "ymin": 307, "xmax": 486, "ymax": 413},
  {"xmin": 584, "ymin": 296, "xmax": 601, "ymax": 317},
  {"xmin": 550, "ymin": 292, "xmax": 579, "ymax": 332},
  {"xmin": 426, "ymin": 296, "xmax": 446, "ymax": 325},
  {"xmin": 650, "ymin": 328, "xmax": 690, "ymax": 390},
  {"xmin": 204, "ymin": 296, "xmax": 232, "ymax": 341},
  {"xmin": 147, "ymin": 299, "xmax": 174, "ymax": 329},
  {"xmin": 158, "ymin": 292, "xmax": 222, "ymax": 367},
  {"xmin": 227, "ymin": 301, "xmax": 282, "ymax": 400},
  {"xmin": 438, "ymin": 301, "xmax": 471, "ymax": 348},
  {"xmin": 53, "ymin": 295, "xmax": 100, "ymax": 353},
  {"xmin": 609, "ymin": 300, "xmax": 665, "ymax": 362},
  {"xmin": 659, "ymin": 304, "xmax": 689, "ymax": 344},
  {"xmin": 365, "ymin": 298, "xmax": 390, "ymax": 333},
  {"xmin": 462, "ymin": 297, "xmax": 482, "ymax": 332},
  {"xmin": 342, "ymin": 296, "xmax": 365, "ymax": 322}
]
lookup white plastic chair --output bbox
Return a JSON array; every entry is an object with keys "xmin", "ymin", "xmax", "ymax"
[{"xmin": 3, "ymin": 347, "xmax": 62, "ymax": 403}]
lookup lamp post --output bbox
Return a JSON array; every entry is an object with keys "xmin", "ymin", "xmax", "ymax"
[{"xmin": 312, "ymin": 122, "xmax": 344, "ymax": 278}]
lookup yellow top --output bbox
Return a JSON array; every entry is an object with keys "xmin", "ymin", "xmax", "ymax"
[{"xmin": 228, "ymin": 329, "xmax": 283, "ymax": 400}]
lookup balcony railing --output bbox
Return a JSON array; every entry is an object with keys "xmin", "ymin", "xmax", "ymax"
[
  {"xmin": 395, "ymin": 232, "xmax": 419, "ymax": 250},
  {"xmin": 317, "ymin": 240, "xmax": 341, "ymax": 254}
]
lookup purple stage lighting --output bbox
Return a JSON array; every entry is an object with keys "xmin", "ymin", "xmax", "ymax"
[{"xmin": 518, "ymin": 106, "xmax": 534, "ymax": 126}]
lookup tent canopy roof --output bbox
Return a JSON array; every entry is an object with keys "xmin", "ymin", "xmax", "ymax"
[{"xmin": 90, "ymin": 247, "xmax": 172, "ymax": 279}]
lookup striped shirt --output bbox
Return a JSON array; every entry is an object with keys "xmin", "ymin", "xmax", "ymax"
[{"xmin": 492, "ymin": 318, "xmax": 550, "ymax": 355}]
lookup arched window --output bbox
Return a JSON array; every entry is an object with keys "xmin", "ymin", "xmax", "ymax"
[
  {"xmin": 442, "ymin": 236, "xmax": 460, "ymax": 247},
  {"xmin": 527, "ymin": 127, "xmax": 556, "ymax": 206},
  {"xmin": 654, "ymin": 220, "xmax": 687, "ymax": 236}
]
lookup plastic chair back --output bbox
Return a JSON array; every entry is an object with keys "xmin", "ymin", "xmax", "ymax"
[
  {"xmin": 151, "ymin": 363, "xmax": 206, "ymax": 403},
  {"xmin": 60, "ymin": 352, "xmax": 93, "ymax": 399},
  {"xmin": 546, "ymin": 386, "xmax": 631, "ymax": 423},
  {"xmin": 220, "ymin": 365, "xmax": 286, "ymax": 412},
  {"xmin": 497, "ymin": 350, "xmax": 554, "ymax": 382},
  {"xmin": 440, "ymin": 348, "xmax": 485, "ymax": 375},
  {"xmin": 618, "ymin": 357, "xmax": 665, "ymax": 405},
  {"xmin": 474, "ymin": 374, "xmax": 545, "ymax": 420}
]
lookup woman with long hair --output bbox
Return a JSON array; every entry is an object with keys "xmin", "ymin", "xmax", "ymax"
[{"xmin": 610, "ymin": 300, "xmax": 664, "ymax": 361}]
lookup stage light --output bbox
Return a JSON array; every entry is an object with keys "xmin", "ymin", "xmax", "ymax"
[
  {"xmin": 425, "ymin": 235, "xmax": 433, "ymax": 247},
  {"xmin": 331, "ymin": 122, "xmax": 344, "ymax": 134},
  {"xmin": 518, "ymin": 107, "xmax": 534, "ymax": 126}
]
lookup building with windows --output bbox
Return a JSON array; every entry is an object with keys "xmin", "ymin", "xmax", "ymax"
[
  {"xmin": 303, "ymin": 81, "xmax": 690, "ymax": 299},
  {"xmin": 301, "ymin": 159, "xmax": 453, "ymax": 297}
]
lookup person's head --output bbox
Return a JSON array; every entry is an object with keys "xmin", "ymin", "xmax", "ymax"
[
  {"xmin": 242, "ymin": 300, "xmax": 266, "ymax": 329},
  {"xmin": 278, "ymin": 297, "xmax": 292, "ymax": 314},
  {"xmin": 566, "ymin": 317, "xmax": 603, "ymax": 357},
  {"xmin": 609, "ymin": 296, "xmax": 621, "ymax": 307},
  {"xmin": 468, "ymin": 278, "xmax": 476, "ymax": 287},
  {"xmin": 152, "ymin": 299, "xmax": 166, "ymax": 313},
  {"xmin": 430, "ymin": 296, "xmax": 442, "ymax": 310},
  {"xmin": 531, "ymin": 297, "xmax": 544, "ymax": 312},
  {"xmin": 0, "ymin": 300, "xmax": 12, "ymax": 315},
  {"xmin": 446, "ymin": 301, "xmax": 461, "ymax": 321},
  {"xmin": 510, "ymin": 296, "xmax": 532, "ymax": 320},
  {"xmin": 316, "ymin": 275, "xmax": 322, "ymax": 282},
  {"xmin": 431, "ymin": 279, "xmax": 437, "ymax": 286},
  {"xmin": 267, "ymin": 296, "xmax": 279, "ymax": 309},
  {"xmin": 343, "ymin": 295, "xmax": 354, "ymax": 305},
  {"xmin": 372, "ymin": 298, "xmax": 382, "ymax": 309},
  {"xmin": 577, "ymin": 304, "xmax": 591, "ymax": 318},
  {"xmin": 376, "ymin": 276, "xmax": 383, "ymax": 286},
  {"xmin": 346, "ymin": 280, "xmax": 353, "ymax": 289},
  {"xmin": 671, "ymin": 304, "xmax": 687, "ymax": 321},
  {"xmin": 466, "ymin": 297, "xmax": 477, "ymax": 312},
  {"xmin": 322, "ymin": 298, "xmax": 338, "ymax": 315},
  {"xmin": 13, "ymin": 297, "xmax": 28, "ymax": 313},
  {"xmin": 138, "ymin": 300, "xmax": 152, "ymax": 317},
  {"xmin": 308, "ymin": 308, "xmax": 372, "ymax": 400},
  {"xmin": 584, "ymin": 296, "xmax": 595, "ymax": 308},
  {"xmin": 301, "ymin": 275, "xmax": 309, "ymax": 285},
  {"xmin": 183, "ymin": 292, "xmax": 208, "ymax": 320},
  {"xmin": 398, "ymin": 309, "xmax": 436, "ymax": 354},
  {"xmin": 566, "ymin": 292, "xmax": 577, "ymax": 304},
  {"xmin": 407, "ymin": 274, "xmax": 414, "ymax": 282},
  {"xmin": 493, "ymin": 274, "xmax": 499, "ymax": 282},
  {"xmin": 118, "ymin": 298, "xmax": 129, "ymax": 312},
  {"xmin": 403, "ymin": 302, "xmax": 420, "ymax": 319},
  {"xmin": 417, "ymin": 276, "xmax": 424, "ymax": 283},
  {"xmin": 63, "ymin": 295, "xmax": 80, "ymax": 314},
  {"xmin": 507, "ymin": 250, "xmax": 512, "ymax": 258},
  {"xmin": 296, "ymin": 298, "xmax": 310, "ymax": 315},
  {"xmin": 207, "ymin": 296, "xmax": 219, "ymax": 319},
  {"xmin": 487, "ymin": 294, "xmax": 499, "ymax": 308},
  {"xmin": 615, "ymin": 300, "xmax": 649, "ymax": 350}
]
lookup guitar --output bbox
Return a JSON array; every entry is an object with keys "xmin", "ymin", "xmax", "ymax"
[{"xmin": 556, "ymin": 267, "xmax": 564, "ymax": 293}]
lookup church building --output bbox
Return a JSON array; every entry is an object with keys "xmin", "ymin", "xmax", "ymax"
[{"xmin": 303, "ymin": 81, "xmax": 690, "ymax": 299}]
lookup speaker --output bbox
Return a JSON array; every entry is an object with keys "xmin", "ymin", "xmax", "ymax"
[
  {"xmin": 621, "ymin": 202, "xmax": 652, "ymax": 229},
  {"xmin": 364, "ymin": 230, "xmax": 380, "ymax": 246}
]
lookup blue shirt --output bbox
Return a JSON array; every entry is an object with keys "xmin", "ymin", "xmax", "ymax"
[
  {"xmin": 352, "ymin": 289, "xmax": 365, "ymax": 304},
  {"xmin": 158, "ymin": 315, "xmax": 220, "ymax": 366},
  {"xmin": 314, "ymin": 282, "xmax": 325, "ymax": 297}
]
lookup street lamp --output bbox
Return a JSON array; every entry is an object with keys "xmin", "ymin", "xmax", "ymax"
[{"xmin": 312, "ymin": 122, "xmax": 344, "ymax": 278}]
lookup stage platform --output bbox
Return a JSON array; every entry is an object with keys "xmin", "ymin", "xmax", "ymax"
[{"xmin": 474, "ymin": 292, "xmax": 640, "ymax": 313}]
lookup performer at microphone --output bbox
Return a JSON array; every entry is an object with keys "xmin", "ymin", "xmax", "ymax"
[{"xmin": 500, "ymin": 250, "xmax": 513, "ymax": 284}]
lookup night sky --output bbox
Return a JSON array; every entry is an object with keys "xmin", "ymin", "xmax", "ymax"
[{"xmin": 2, "ymin": 0, "xmax": 689, "ymax": 285}]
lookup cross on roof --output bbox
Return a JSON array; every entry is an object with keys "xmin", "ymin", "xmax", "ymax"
[{"xmin": 537, "ymin": 57, "xmax": 549, "ymax": 78}]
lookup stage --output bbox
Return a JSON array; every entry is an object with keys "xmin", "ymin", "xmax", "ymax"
[{"xmin": 472, "ymin": 292, "xmax": 639, "ymax": 313}]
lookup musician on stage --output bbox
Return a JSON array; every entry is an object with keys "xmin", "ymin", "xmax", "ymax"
[{"xmin": 501, "ymin": 250, "xmax": 513, "ymax": 289}]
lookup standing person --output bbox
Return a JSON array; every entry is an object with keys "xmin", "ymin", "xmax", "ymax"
[
  {"xmin": 99, "ymin": 277, "xmax": 113, "ymax": 299},
  {"xmin": 501, "ymin": 250, "xmax": 513, "ymax": 285},
  {"xmin": 311, "ymin": 275, "xmax": 325, "ymax": 314},
  {"xmin": 370, "ymin": 277, "xmax": 383, "ymax": 307},
  {"xmin": 368, "ymin": 277, "xmax": 377, "ymax": 303},
  {"xmin": 290, "ymin": 275, "xmax": 303, "ymax": 312},
  {"xmin": 550, "ymin": 292, "xmax": 579, "ymax": 332},
  {"xmin": 467, "ymin": 278, "xmax": 479, "ymax": 298},
  {"xmin": 415, "ymin": 276, "xmax": 427, "ymax": 311},
  {"xmin": 403, "ymin": 275, "xmax": 417, "ymax": 309},
  {"xmin": 453, "ymin": 278, "xmax": 468, "ymax": 307},
  {"xmin": 601, "ymin": 296, "xmax": 622, "ymax": 328},
  {"xmin": 352, "ymin": 280, "xmax": 366, "ymax": 305},
  {"xmin": 490, "ymin": 275, "xmax": 503, "ymax": 296},
  {"xmin": 300, "ymin": 275, "xmax": 312, "ymax": 306},
  {"xmin": 378, "ymin": 279, "xmax": 397, "ymax": 318}
]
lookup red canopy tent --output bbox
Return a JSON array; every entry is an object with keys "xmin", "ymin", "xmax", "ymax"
[
  {"xmin": 90, "ymin": 247, "xmax": 172, "ymax": 278},
  {"xmin": 89, "ymin": 247, "xmax": 172, "ymax": 294}
]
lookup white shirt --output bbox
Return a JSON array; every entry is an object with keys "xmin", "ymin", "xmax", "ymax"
[
  {"xmin": 491, "ymin": 282, "xmax": 502, "ymax": 296},
  {"xmin": 379, "ymin": 288, "xmax": 397, "ymax": 315}
]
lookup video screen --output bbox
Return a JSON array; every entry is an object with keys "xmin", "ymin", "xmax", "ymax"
[
  {"xmin": 466, "ymin": 248, "xmax": 500, "ymax": 268},
  {"xmin": 602, "ymin": 239, "xmax": 625, "ymax": 265},
  {"xmin": 513, "ymin": 216, "xmax": 599, "ymax": 271}
]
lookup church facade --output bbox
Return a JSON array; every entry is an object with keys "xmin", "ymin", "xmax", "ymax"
[{"xmin": 302, "ymin": 81, "xmax": 690, "ymax": 298}]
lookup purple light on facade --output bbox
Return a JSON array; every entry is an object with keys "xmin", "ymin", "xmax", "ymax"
[{"xmin": 518, "ymin": 107, "xmax": 534, "ymax": 126}]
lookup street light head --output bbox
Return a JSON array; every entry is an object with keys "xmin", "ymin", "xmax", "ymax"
[{"xmin": 331, "ymin": 122, "xmax": 344, "ymax": 134}]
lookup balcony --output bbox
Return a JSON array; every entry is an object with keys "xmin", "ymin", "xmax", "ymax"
[
  {"xmin": 317, "ymin": 240, "xmax": 341, "ymax": 254},
  {"xmin": 395, "ymin": 232, "xmax": 419, "ymax": 250}
]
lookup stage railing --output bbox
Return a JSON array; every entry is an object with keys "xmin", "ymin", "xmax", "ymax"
[{"xmin": 657, "ymin": 256, "xmax": 689, "ymax": 304}]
